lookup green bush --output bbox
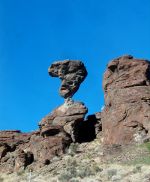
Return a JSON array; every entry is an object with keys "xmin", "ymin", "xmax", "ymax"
[
  {"xmin": 133, "ymin": 165, "xmax": 142, "ymax": 173},
  {"xmin": 145, "ymin": 142, "xmax": 150, "ymax": 152},
  {"xmin": 107, "ymin": 169, "xmax": 117, "ymax": 180},
  {"xmin": 68, "ymin": 143, "xmax": 78, "ymax": 156},
  {"xmin": 77, "ymin": 166, "xmax": 94, "ymax": 178},
  {"xmin": 131, "ymin": 156, "xmax": 150, "ymax": 165},
  {"xmin": 70, "ymin": 179, "xmax": 80, "ymax": 182},
  {"xmin": 0, "ymin": 177, "xmax": 4, "ymax": 182},
  {"xmin": 58, "ymin": 172, "xmax": 73, "ymax": 182},
  {"xmin": 58, "ymin": 158, "xmax": 78, "ymax": 181}
]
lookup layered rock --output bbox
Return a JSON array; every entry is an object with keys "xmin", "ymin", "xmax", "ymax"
[
  {"xmin": 49, "ymin": 60, "xmax": 87, "ymax": 98},
  {"xmin": 39, "ymin": 101, "xmax": 88, "ymax": 142},
  {"xmin": 102, "ymin": 55, "xmax": 150, "ymax": 144}
]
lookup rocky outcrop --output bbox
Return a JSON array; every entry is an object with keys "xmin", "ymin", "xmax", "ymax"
[
  {"xmin": 42, "ymin": 60, "xmax": 91, "ymax": 143},
  {"xmin": 49, "ymin": 60, "xmax": 87, "ymax": 98},
  {"xmin": 102, "ymin": 55, "xmax": 150, "ymax": 144},
  {"xmin": 39, "ymin": 101, "xmax": 88, "ymax": 142},
  {"xmin": 0, "ymin": 129, "xmax": 71, "ymax": 173},
  {"xmin": 2, "ymin": 56, "xmax": 150, "ymax": 174},
  {"xmin": 0, "ymin": 60, "xmax": 89, "ymax": 173}
]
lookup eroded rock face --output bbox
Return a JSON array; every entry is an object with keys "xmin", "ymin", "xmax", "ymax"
[
  {"xmin": 0, "ymin": 129, "xmax": 71, "ymax": 173},
  {"xmin": 39, "ymin": 101, "xmax": 88, "ymax": 142},
  {"xmin": 0, "ymin": 60, "xmax": 89, "ymax": 173},
  {"xmin": 48, "ymin": 60, "xmax": 87, "ymax": 98},
  {"xmin": 102, "ymin": 55, "xmax": 150, "ymax": 145}
]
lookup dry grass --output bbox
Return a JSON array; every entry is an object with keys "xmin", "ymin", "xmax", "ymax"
[{"xmin": 1, "ymin": 140, "xmax": 150, "ymax": 182}]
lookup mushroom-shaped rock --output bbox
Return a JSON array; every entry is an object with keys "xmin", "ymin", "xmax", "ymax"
[{"xmin": 48, "ymin": 60, "xmax": 87, "ymax": 98}]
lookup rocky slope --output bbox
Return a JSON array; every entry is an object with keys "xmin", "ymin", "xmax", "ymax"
[
  {"xmin": 0, "ymin": 139, "xmax": 150, "ymax": 182},
  {"xmin": 0, "ymin": 56, "xmax": 150, "ymax": 181}
]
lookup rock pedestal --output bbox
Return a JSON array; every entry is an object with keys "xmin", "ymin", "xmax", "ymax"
[{"xmin": 39, "ymin": 101, "xmax": 88, "ymax": 142}]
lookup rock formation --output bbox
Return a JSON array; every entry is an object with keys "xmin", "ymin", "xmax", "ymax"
[
  {"xmin": 38, "ymin": 60, "xmax": 90, "ymax": 143},
  {"xmin": 1, "ymin": 56, "xmax": 150, "ymax": 174},
  {"xmin": 102, "ymin": 55, "xmax": 150, "ymax": 144},
  {"xmin": 39, "ymin": 101, "xmax": 88, "ymax": 142},
  {"xmin": 0, "ymin": 129, "xmax": 71, "ymax": 173},
  {"xmin": 0, "ymin": 60, "xmax": 89, "ymax": 173},
  {"xmin": 49, "ymin": 60, "xmax": 87, "ymax": 99}
]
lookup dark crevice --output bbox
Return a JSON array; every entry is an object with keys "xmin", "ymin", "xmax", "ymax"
[
  {"xmin": 42, "ymin": 129, "xmax": 61, "ymax": 137},
  {"xmin": 146, "ymin": 64, "xmax": 150, "ymax": 81},
  {"xmin": 108, "ymin": 65, "xmax": 117, "ymax": 72},
  {"xmin": 132, "ymin": 125, "xmax": 138, "ymax": 128},
  {"xmin": 0, "ymin": 144, "xmax": 11, "ymax": 159},
  {"xmin": 44, "ymin": 159, "xmax": 50, "ymax": 165},
  {"xmin": 123, "ymin": 81, "xmax": 147, "ymax": 88},
  {"xmin": 73, "ymin": 115, "xmax": 97, "ymax": 143},
  {"xmin": 25, "ymin": 151, "xmax": 34, "ymax": 166}
]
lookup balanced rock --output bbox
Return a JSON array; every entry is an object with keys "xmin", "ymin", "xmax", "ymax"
[
  {"xmin": 102, "ymin": 55, "xmax": 150, "ymax": 145},
  {"xmin": 48, "ymin": 60, "xmax": 87, "ymax": 98}
]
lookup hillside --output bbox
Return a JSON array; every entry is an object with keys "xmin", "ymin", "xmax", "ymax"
[{"xmin": 0, "ymin": 55, "xmax": 150, "ymax": 182}]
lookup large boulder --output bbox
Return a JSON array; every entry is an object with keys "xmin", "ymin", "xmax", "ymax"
[
  {"xmin": 101, "ymin": 55, "xmax": 150, "ymax": 145},
  {"xmin": 49, "ymin": 60, "xmax": 87, "ymax": 98},
  {"xmin": 39, "ymin": 100, "xmax": 88, "ymax": 142}
]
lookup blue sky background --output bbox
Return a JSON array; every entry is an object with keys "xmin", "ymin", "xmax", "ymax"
[{"xmin": 0, "ymin": 0, "xmax": 150, "ymax": 132}]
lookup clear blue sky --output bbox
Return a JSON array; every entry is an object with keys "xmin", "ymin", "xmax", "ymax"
[{"xmin": 0, "ymin": 0, "xmax": 150, "ymax": 132}]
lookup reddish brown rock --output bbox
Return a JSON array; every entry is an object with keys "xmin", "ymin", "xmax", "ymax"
[
  {"xmin": 39, "ymin": 101, "xmax": 88, "ymax": 142},
  {"xmin": 102, "ymin": 55, "xmax": 150, "ymax": 145},
  {"xmin": 0, "ymin": 129, "xmax": 71, "ymax": 173},
  {"xmin": 0, "ymin": 143, "xmax": 10, "ymax": 159},
  {"xmin": 14, "ymin": 149, "xmax": 33, "ymax": 171},
  {"xmin": 49, "ymin": 60, "xmax": 87, "ymax": 98},
  {"xmin": 0, "ymin": 102, "xmax": 87, "ymax": 173}
]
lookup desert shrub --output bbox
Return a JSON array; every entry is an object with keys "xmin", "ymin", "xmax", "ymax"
[
  {"xmin": 145, "ymin": 142, "xmax": 150, "ymax": 152},
  {"xmin": 85, "ymin": 153, "xmax": 92, "ymax": 159},
  {"xmin": 58, "ymin": 158, "xmax": 78, "ymax": 181},
  {"xmin": 131, "ymin": 156, "xmax": 150, "ymax": 165},
  {"xmin": 17, "ymin": 169, "xmax": 25, "ymax": 176},
  {"xmin": 59, "ymin": 155, "xmax": 103, "ymax": 181},
  {"xmin": 111, "ymin": 175, "xmax": 121, "ymax": 181},
  {"xmin": 133, "ymin": 165, "xmax": 142, "ymax": 173},
  {"xmin": 58, "ymin": 172, "xmax": 74, "ymax": 182},
  {"xmin": 139, "ymin": 141, "xmax": 150, "ymax": 152},
  {"xmin": 107, "ymin": 169, "xmax": 117, "ymax": 180},
  {"xmin": 58, "ymin": 167, "xmax": 77, "ymax": 182},
  {"xmin": 92, "ymin": 165, "xmax": 103, "ymax": 173},
  {"xmin": 51, "ymin": 180, "xmax": 57, "ymax": 182},
  {"xmin": 144, "ymin": 173, "xmax": 150, "ymax": 181},
  {"xmin": 68, "ymin": 143, "xmax": 78, "ymax": 156},
  {"xmin": 69, "ymin": 178, "xmax": 80, "ymax": 182},
  {"xmin": 66, "ymin": 157, "xmax": 77, "ymax": 167},
  {"xmin": 0, "ymin": 177, "xmax": 4, "ymax": 182},
  {"xmin": 77, "ymin": 166, "xmax": 94, "ymax": 178}
]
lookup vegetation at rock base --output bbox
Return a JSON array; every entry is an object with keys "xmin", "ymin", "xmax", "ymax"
[
  {"xmin": 144, "ymin": 142, "xmax": 150, "ymax": 152},
  {"xmin": 0, "ymin": 177, "xmax": 4, "ymax": 182}
]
